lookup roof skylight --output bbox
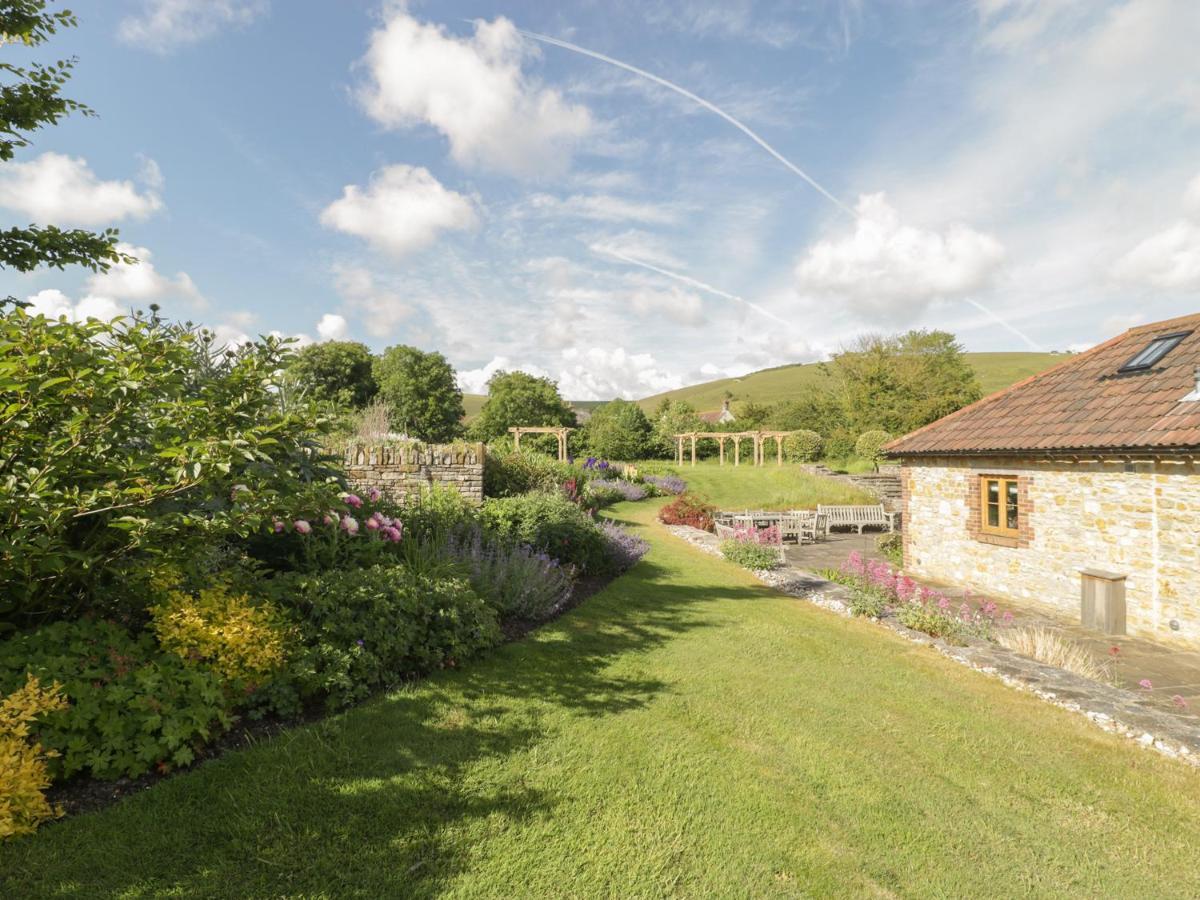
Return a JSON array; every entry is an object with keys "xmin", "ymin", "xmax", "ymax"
[{"xmin": 1117, "ymin": 331, "xmax": 1191, "ymax": 373}]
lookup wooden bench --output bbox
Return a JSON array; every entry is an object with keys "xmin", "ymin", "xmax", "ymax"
[{"xmin": 817, "ymin": 504, "xmax": 895, "ymax": 534}]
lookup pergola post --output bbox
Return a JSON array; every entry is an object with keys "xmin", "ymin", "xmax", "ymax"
[
  {"xmin": 690, "ymin": 433, "xmax": 697, "ymax": 466},
  {"xmin": 734, "ymin": 438, "xmax": 740, "ymax": 466},
  {"xmin": 776, "ymin": 435, "xmax": 783, "ymax": 466},
  {"xmin": 513, "ymin": 429, "xmax": 522, "ymax": 451},
  {"xmin": 719, "ymin": 436, "xmax": 725, "ymax": 466}
]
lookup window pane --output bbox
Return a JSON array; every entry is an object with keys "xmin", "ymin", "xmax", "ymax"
[
  {"xmin": 1006, "ymin": 481, "xmax": 1019, "ymax": 530},
  {"xmin": 987, "ymin": 503, "xmax": 999, "ymax": 528},
  {"xmin": 987, "ymin": 480, "xmax": 999, "ymax": 503}
]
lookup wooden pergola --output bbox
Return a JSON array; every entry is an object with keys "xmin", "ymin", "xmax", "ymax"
[
  {"xmin": 672, "ymin": 431, "xmax": 804, "ymax": 467},
  {"xmin": 509, "ymin": 426, "xmax": 574, "ymax": 462}
]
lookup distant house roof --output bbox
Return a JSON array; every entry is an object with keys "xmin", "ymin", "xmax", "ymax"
[
  {"xmin": 699, "ymin": 399, "xmax": 736, "ymax": 425},
  {"xmin": 886, "ymin": 312, "xmax": 1200, "ymax": 457}
]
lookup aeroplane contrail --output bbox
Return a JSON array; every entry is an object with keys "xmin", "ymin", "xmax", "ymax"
[
  {"xmin": 519, "ymin": 28, "xmax": 856, "ymax": 218},
  {"xmin": 965, "ymin": 299, "xmax": 1045, "ymax": 352},
  {"xmin": 595, "ymin": 245, "xmax": 792, "ymax": 329}
]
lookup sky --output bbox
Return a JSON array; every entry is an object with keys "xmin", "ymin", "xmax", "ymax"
[{"xmin": 3, "ymin": 0, "xmax": 1199, "ymax": 400}]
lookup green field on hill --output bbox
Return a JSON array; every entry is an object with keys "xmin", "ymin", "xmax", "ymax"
[{"xmin": 461, "ymin": 352, "xmax": 1067, "ymax": 421}]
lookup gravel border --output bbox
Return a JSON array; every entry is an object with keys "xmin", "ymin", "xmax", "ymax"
[{"xmin": 666, "ymin": 523, "xmax": 1200, "ymax": 766}]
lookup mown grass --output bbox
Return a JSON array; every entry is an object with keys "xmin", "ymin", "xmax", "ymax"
[
  {"xmin": 638, "ymin": 458, "xmax": 875, "ymax": 510},
  {"xmin": 3, "ymin": 501, "xmax": 1199, "ymax": 898}
]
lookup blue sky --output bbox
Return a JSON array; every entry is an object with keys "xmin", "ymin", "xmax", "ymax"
[{"xmin": 3, "ymin": 0, "xmax": 1199, "ymax": 399}]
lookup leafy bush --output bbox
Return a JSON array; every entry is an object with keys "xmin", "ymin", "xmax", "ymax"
[
  {"xmin": 274, "ymin": 565, "xmax": 500, "ymax": 708},
  {"xmin": 1, "ymin": 675, "xmax": 68, "ymax": 839},
  {"xmin": 644, "ymin": 474, "xmax": 686, "ymax": 495},
  {"xmin": 599, "ymin": 520, "xmax": 650, "ymax": 572},
  {"xmin": 480, "ymin": 492, "xmax": 609, "ymax": 574},
  {"xmin": 658, "ymin": 493, "xmax": 716, "ymax": 531},
  {"xmin": 0, "ymin": 309, "xmax": 343, "ymax": 630},
  {"xmin": 484, "ymin": 450, "xmax": 578, "ymax": 498},
  {"xmin": 720, "ymin": 539, "xmax": 781, "ymax": 571},
  {"xmin": 781, "ymin": 430, "xmax": 824, "ymax": 463},
  {"xmin": 149, "ymin": 585, "xmax": 293, "ymax": 685},
  {"xmin": 0, "ymin": 619, "xmax": 231, "ymax": 780},
  {"xmin": 444, "ymin": 528, "xmax": 574, "ymax": 621},
  {"xmin": 583, "ymin": 399, "xmax": 652, "ymax": 461},
  {"xmin": 877, "ymin": 532, "xmax": 903, "ymax": 567},
  {"xmin": 854, "ymin": 430, "xmax": 893, "ymax": 468}
]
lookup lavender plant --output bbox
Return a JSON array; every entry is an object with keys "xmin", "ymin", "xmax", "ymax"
[
  {"xmin": 644, "ymin": 474, "xmax": 686, "ymax": 495},
  {"xmin": 599, "ymin": 519, "xmax": 650, "ymax": 572},
  {"xmin": 445, "ymin": 527, "xmax": 574, "ymax": 621}
]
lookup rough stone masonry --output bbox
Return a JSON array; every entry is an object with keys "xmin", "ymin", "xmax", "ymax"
[{"xmin": 341, "ymin": 442, "xmax": 485, "ymax": 505}]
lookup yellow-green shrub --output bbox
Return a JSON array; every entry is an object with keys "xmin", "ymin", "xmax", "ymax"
[
  {"xmin": 150, "ymin": 586, "xmax": 292, "ymax": 685},
  {"xmin": 1, "ymin": 675, "xmax": 68, "ymax": 839}
]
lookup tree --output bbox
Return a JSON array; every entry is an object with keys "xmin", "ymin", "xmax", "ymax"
[
  {"xmin": 585, "ymin": 399, "xmax": 652, "ymax": 461},
  {"xmin": 373, "ymin": 345, "xmax": 463, "ymax": 442},
  {"xmin": 649, "ymin": 398, "xmax": 702, "ymax": 458},
  {"xmin": 0, "ymin": 2, "xmax": 128, "ymax": 292},
  {"xmin": 470, "ymin": 370, "xmax": 575, "ymax": 442},
  {"xmin": 765, "ymin": 387, "xmax": 845, "ymax": 436},
  {"xmin": 822, "ymin": 330, "xmax": 980, "ymax": 436},
  {"xmin": 855, "ymin": 430, "xmax": 893, "ymax": 471},
  {"xmin": 288, "ymin": 341, "xmax": 378, "ymax": 409}
]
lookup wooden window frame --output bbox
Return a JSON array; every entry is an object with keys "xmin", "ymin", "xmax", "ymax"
[{"xmin": 979, "ymin": 475, "xmax": 1020, "ymax": 538}]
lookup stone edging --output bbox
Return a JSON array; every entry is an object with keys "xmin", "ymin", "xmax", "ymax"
[{"xmin": 665, "ymin": 524, "xmax": 1200, "ymax": 767}]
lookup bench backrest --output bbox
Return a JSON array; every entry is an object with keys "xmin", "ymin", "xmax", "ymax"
[{"xmin": 817, "ymin": 504, "xmax": 888, "ymax": 524}]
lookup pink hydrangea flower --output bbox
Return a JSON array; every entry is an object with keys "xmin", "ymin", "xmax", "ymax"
[
  {"xmin": 344, "ymin": 493, "xmax": 363, "ymax": 509},
  {"xmin": 294, "ymin": 519, "xmax": 312, "ymax": 535},
  {"xmin": 340, "ymin": 515, "xmax": 360, "ymax": 535}
]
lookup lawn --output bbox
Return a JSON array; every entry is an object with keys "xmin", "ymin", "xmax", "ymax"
[
  {"xmin": 3, "ymin": 501, "xmax": 1199, "ymax": 898},
  {"xmin": 639, "ymin": 458, "xmax": 876, "ymax": 509}
]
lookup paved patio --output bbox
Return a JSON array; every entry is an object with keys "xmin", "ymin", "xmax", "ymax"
[{"xmin": 785, "ymin": 528, "xmax": 1200, "ymax": 720}]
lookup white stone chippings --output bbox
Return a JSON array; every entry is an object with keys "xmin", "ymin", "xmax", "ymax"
[{"xmin": 664, "ymin": 522, "xmax": 1200, "ymax": 767}]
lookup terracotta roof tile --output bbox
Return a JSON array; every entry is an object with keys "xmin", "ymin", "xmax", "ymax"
[{"xmin": 886, "ymin": 313, "xmax": 1200, "ymax": 456}]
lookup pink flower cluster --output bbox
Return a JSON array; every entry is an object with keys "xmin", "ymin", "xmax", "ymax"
[
  {"xmin": 733, "ymin": 524, "xmax": 780, "ymax": 545},
  {"xmin": 271, "ymin": 488, "xmax": 402, "ymax": 544}
]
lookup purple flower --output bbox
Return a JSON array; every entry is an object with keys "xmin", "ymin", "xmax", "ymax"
[
  {"xmin": 356, "ymin": 639, "xmax": 365, "ymax": 648},
  {"xmin": 340, "ymin": 515, "xmax": 360, "ymax": 535},
  {"xmin": 1138, "ymin": 678, "xmax": 1153, "ymax": 691},
  {"xmin": 383, "ymin": 525, "xmax": 402, "ymax": 543},
  {"xmin": 368, "ymin": 487, "xmax": 381, "ymax": 503},
  {"xmin": 294, "ymin": 519, "xmax": 312, "ymax": 534},
  {"xmin": 344, "ymin": 493, "xmax": 363, "ymax": 509}
]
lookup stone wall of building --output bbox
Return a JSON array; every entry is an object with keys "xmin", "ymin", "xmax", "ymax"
[
  {"xmin": 341, "ymin": 442, "xmax": 485, "ymax": 505},
  {"xmin": 901, "ymin": 456, "xmax": 1200, "ymax": 648}
]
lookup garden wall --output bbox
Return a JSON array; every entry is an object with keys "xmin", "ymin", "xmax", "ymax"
[
  {"xmin": 341, "ymin": 442, "xmax": 485, "ymax": 505},
  {"xmin": 901, "ymin": 456, "xmax": 1200, "ymax": 649}
]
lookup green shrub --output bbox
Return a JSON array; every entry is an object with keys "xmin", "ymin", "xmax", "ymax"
[
  {"xmin": 584, "ymin": 482, "xmax": 625, "ymax": 508},
  {"xmin": 877, "ymin": 532, "xmax": 903, "ymax": 567},
  {"xmin": 480, "ymin": 492, "xmax": 609, "ymax": 574},
  {"xmin": 854, "ymin": 430, "xmax": 893, "ymax": 468},
  {"xmin": 895, "ymin": 603, "xmax": 967, "ymax": 644},
  {"xmin": 484, "ymin": 450, "xmax": 578, "ymax": 498},
  {"xmin": 846, "ymin": 588, "xmax": 889, "ymax": 618},
  {"xmin": 783, "ymin": 430, "xmax": 824, "ymax": 462},
  {"xmin": 0, "ymin": 309, "xmax": 343, "ymax": 630},
  {"xmin": 0, "ymin": 619, "xmax": 231, "ymax": 780},
  {"xmin": 274, "ymin": 565, "xmax": 500, "ymax": 709},
  {"xmin": 720, "ymin": 539, "xmax": 782, "ymax": 570}
]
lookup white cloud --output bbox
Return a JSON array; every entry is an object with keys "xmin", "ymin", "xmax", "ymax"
[
  {"xmin": 25, "ymin": 289, "xmax": 124, "ymax": 322},
  {"xmin": 456, "ymin": 356, "xmax": 551, "ymax": 395},
  {"xmin": 357, "ymin": 11, "xmax": 592, "ymax": 177},
  {"xmin": 794, "ymin": 193, "xmax": 1005, "ymax": 320},
  {"xmin": 320, "ymin": 165, "xmax": 478, "ymax": 257},
  {"xmin": 316, "ymin": 313, "xmax": 348, "ymax": 342},
  {"xmin": 556, "ymin": 347, "xmax": 684, "ymax": 400},
  {"xmin": 86, "ymin": 243, "xmax": 205, "ymax": 308},
  {"xmin": 628, "ymin": 285, "xmax": 705, "ymax": 325},
  {"xmin": 118, "ymin": 0, "xmax": 267, "ymax": 52},
  {"xmin": 0, "ymin": 152, "xmax": 162, "ymax": 225},
  {"xmin": 1185, "ymin": 172, "xmax": 1200, "ymax": 217},
  {"xmin": 331, "ymin": 264, "xmax": 414, "ymax": 338},
  {"xmin": 1112, "ymin": 221, "xmax": 1200, "ymax": 290}
]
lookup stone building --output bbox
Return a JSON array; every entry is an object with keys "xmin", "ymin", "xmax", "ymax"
[{"xmin": 886, "ymin": 313, "xmax": 1200, "ymax": 649}]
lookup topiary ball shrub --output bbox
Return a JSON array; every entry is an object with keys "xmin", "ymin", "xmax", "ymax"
[
  {"xmin": 783, "ymin": 430, "xmax": 824, "ymax": 463},
  {"xmin": 854, "ymin": 430, "xmax": 893, "ymax": 469}
]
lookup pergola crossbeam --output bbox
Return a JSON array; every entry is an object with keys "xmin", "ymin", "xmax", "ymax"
[
  {"xmin": 509, "ymin": 426, "xmax": 574, "ymax": 462},
  {"xmin": 671, "ymin": 430, "xmax": 807, "ymax": 467}
]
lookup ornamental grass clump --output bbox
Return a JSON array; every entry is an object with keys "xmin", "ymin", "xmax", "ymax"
[{"xmin": 997, "ymin": 627, "xmax": 1115, "ymax": 684}]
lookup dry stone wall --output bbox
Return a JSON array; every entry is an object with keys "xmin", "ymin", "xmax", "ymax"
[
  {"xmin": 901, "ymin": 456, "xmax": 1200, "ymax": 649},
  {"xmin": 341, "ymin": 442, "xmax": 485, "ymax": 505}
]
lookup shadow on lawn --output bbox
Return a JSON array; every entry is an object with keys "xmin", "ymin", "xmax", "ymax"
[{"xmin": 1, "ymin": 555, "xmax": 773, "ymax": 898}]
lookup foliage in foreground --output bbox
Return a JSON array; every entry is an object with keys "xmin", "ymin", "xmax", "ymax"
[
  {"xmin": 480, "ymin": 492, "xmax": 610, "ymax": 575},
  {"xmin": 0, "ymin": 675, "xmax": 67, "ymax": 838}
]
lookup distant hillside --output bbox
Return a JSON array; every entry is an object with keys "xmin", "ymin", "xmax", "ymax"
[{"xmin": 635, "ymin": 352, "xmax": 1067, "ymax": 415}]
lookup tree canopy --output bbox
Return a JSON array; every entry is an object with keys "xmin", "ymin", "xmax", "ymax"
[
  {"xmin": 584, "ymin": 399, "xmax": 652, "ymax": 461},
  {"xmin": 649, "ymin": 398, "xmax": 702, "ymax": 458},
  {"xmin": 373, "ymin": 345, "xmax": 463, "ymax": 442},
  {"xmin": 288, "ymin": 341, "xmax": 378, "ymax": 409},
  {"xmin": 0, "ymin": 1, "xmax": 126, "ymax": 295},
  {"xmin": 470, "ymin": 371, "xmax": 575, "ymax": 442}
]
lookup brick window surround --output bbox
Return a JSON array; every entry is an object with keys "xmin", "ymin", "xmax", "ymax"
[{"xmin": 967, "ymin": 472, "xmax": 1034, "ymax": 548}]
